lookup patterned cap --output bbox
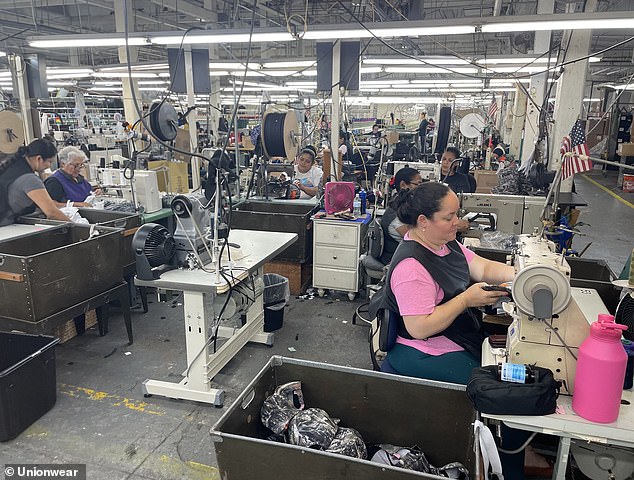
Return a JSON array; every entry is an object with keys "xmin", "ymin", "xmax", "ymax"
[
  {"xmin": 325, "ymin": 427, "xmax": 367, "ymax": 459},
  {"xmin": 287, "ymin": 408, "xmax": 339, "ymax": 450}
]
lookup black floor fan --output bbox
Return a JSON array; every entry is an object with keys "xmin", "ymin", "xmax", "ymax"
[{"xmin": 615, "ymin": 291, "xmax": 634, "ymax": 341}]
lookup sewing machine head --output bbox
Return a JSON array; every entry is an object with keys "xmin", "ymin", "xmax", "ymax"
[
  {"xmin": 506, "ymin": 234, "xmax": 609, "ymax": 394},
  {"xmin": 461, "ymin": 193, "xmax": 525, "ymax": 234}
]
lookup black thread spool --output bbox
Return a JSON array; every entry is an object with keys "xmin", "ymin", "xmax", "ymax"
[{"xmin": 262, "ymin": 110, "xmax": 299, "ymax": 160}]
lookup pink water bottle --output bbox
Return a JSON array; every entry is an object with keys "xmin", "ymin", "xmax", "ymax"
[{"xmin": 572, "ymin": 314, "xmax": 628, "ymax": 423}]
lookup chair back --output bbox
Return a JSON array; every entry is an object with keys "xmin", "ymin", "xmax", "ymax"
[{"xmin": 367, "ymin": 217, "xmax": 384, "ymax": 260}]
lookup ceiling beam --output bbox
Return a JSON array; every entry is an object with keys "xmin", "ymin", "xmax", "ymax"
[{"xmin": 147, "ymin": 0, "xmax": 212, "ymax": 22}]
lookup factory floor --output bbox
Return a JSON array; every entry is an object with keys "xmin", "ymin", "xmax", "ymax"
[{"xmin": 2, "ymin": 170, "xmax": 633, "ymax": 479}]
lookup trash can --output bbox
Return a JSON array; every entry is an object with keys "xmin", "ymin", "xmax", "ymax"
[{"xmin": 263, "ymin": 273, "xmax": 290, "ymax": 332}]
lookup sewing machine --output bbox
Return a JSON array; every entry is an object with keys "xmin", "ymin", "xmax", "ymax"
[
  {"xmin": 390, "ymin": 161, "xmax": 438, "ymax": 181},
  {"xmin": 460, "ymin": 193, "xmax": 526, "ymax": 234},
  {"xmin": 485, "ymin": 234, "xmax": 609, "ymax": 394}
]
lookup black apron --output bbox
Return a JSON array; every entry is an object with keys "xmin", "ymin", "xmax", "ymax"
[
  {"xmin": 370, "ymin": 238, "xmax": 484, "ymax": 359},
  {"xmin": 0, "ymin": 157, "xmax": 37, "ymax": 222}
]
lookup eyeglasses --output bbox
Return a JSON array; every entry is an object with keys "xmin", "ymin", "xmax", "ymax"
[{"xmin": 69, "ymin": 162, "xmax": 86, "ymax": 169}]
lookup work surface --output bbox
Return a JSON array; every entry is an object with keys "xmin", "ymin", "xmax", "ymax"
[{"xmin": 135, "ymin": 229, "xmax": 298, "ymax": 293}]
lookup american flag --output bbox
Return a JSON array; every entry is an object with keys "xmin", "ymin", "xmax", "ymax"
[
  {"xmin": 560, "ymin": 119, "xmax": 592, "ymax": 180},
  {"xmin": 487, "ymin": 95, "xmax": 498, "ymax": 122}
]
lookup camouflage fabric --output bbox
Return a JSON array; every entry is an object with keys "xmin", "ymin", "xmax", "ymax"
[
  {"xmin": 287, "ymin": 407, "xmax": 339, "ymax": 450},
  {"xmin": 492, "ymin": 162, "xmax": 522, "ymax": 195},
  {"xmin": 260, "ymin": 381, "xmax": 305, "ymax": 434},
  {"xmin": 370, "ymin": 444, "xmax": 434, "ymax": 473},
  {"xmin": 325, "ymin": 427, "xmax": 368, "ymax": 459}
]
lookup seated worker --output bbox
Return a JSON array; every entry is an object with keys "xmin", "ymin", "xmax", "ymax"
[
  {"xmin": 491, "ymin": 145, "xmax": 506, "ymax": 163},
  {"xmin": 338, "ymin": 131, "xmax": 352, "ymax": 163},
  {"xmin": 441, "ymin": 147, "xmax": 476, "ymax": 194},
  {"xmin": 0, "ymin": 138, "xmax": 71, "ymax": 226},
  {"xmin": 293, "ymin": 145, "xmax": 323, "ymax": 199},
  {"xmin": 380, "ymin": 167, "xmax": 422, "ymax": 264},
  {"xmin": 380, "ymin": 182, "xmax": 515, "ymax": 384},
  {"xmin": 44, "ymin": 146, "xmax": 99, "ymax": 207}
]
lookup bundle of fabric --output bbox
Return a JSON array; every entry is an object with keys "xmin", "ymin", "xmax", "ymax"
[{"xmin": 260, "ymin": 381, "xmax": 367, "ymax": 460}]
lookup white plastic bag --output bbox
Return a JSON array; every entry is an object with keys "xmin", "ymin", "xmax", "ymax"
[{"xmin": 61, "ymin": 202, "xmax": 89, "ymax": 224}]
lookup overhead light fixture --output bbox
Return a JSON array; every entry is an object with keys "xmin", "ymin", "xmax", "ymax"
[
  {"xmin": 29, "ymin": 13, "xmax": 634, "ymax": 49},
  {"xmin": 262, "ymin": 60, "xmax": 315, "ymax": 68},
  {"xmin": 364, "ymin": 56, "xmax": 470, "ymax": 65},
  {"xmin": 151, "ymin": 32, "xmax": 294, "ymax": 45},
  {"xmin": 360, "ymin": 67, "xmax": 382, "ymax": 74},
  {"xmin": 210, "ymin": 62, "xmax": 254, "ymax": 69},
  {"xmin": 285, "ymin": 81, "xmax": 316, "ymax": 87},
  {"xmin": 30, "ymin": 35, "xmax": 149, "ymax": 48},
  {"xmin": 385, "ymin": 67, "xmax": 478, "ymax": 74},
  {"xmin": 94, "ymin": 72, "xmax": 158, "ymax": 78},
  {"xmin": 0, "ymin": 51, "xmax": 6, "ymax": 57}
]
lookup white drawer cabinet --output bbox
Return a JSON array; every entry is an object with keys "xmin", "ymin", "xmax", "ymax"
[{"xmin": 312, "ymin": 214, "xmax": 370, "ymax": 300}]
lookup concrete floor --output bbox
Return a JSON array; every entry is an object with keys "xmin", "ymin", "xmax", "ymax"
[{"xmin": 2, "ymin": 170, "xmax": 633, "ymax": 478}]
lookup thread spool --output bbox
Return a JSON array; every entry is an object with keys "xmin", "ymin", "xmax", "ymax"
[{"xmin": 262, "ymin": 110, "xmax": 299, "ymax": 160}]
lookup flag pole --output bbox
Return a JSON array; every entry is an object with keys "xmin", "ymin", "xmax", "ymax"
[{"xmin": 539, "ymin": 153, "xmax": 634, "ymax": 237}]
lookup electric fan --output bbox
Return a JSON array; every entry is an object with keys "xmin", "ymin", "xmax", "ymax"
[
  {"xmin": 324, "ymin": 182, "xmax": 355, "ymax": 214},
  {"xmin": 615, "ymin": 291, "xmax": 634, "ymax": 341},
  {"xmin": 132, "ymin": 223, "xmax": 177, "ymax": 280}
]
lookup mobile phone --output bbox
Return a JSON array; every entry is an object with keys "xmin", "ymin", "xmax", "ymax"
[{"xmin": 482, "ymin": 285, "xmax": 512, "ymax": 296}]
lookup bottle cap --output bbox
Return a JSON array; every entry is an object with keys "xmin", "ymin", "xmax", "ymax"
[{"xmin": 598, "ymin": 313, "xmax": 615, "ymax": 323}]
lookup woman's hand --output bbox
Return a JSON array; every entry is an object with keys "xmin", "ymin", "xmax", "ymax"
[{"xmin": 461, "ymin": 282, "xmax": 510, "ymax": 308}]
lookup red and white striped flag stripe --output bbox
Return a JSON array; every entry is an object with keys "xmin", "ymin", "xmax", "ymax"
[
  {"xmin": 487, "ymin": 96, "xmax": 498, "ymax": 121},
  {"xmin": 560, "ymin": 119, "xmax": 592, "ymax": 180}
]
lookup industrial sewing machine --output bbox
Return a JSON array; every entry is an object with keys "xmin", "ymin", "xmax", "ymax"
[
  {"xmin": 390, "ymin": 160, "xmax": 438, "ymax": 181},
  {"xmin": 485, "ymin": 234, "xmax": 609, "ymax": 394},
  {"xmin": 460, "ymin": 193, "xmax": 549, "ymax": 234}
]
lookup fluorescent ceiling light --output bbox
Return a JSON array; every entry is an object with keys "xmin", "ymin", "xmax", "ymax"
[
  {"xmin": 47, "ymin": 68, "xmax": 93, "ymax": 75},
  {"xmin": 483, "ymin": 88, "xmax": 516, "ymax": 92},
  {"xmin": 30, "ymin": 36, "xmax": 148, "ymax": 48},
  {"xmin": 260, "ymin": 70, "xmax": 300, "ymax": 77},
  {"xmin": 139, "ymin": 87, "xmax": 167, "ymax": 91},
  {"xmin": 99, "ymin": 63, "xmax": 168, "ymax": 72},
  {"xmin": 481, "ymin": 18, "xmax": 634, "ymax": 33},
  {"xmin": 285, "ymin": 81, "xmax": 316, "ymax": 87},
  {"xmin": 385, "ymin": 67, "xmax": 478, "ymax": 74},
  {"xmin": 363, "ymin": 79, "xmax": 410, "ymax": 85},
  {"xmin": 138, "ymin": 80, "xmax": 169, "ymax": 85},
  {"xmin": 209, "ymin": 71, "xmax": 230, "ymax": 76},
  {"xmin": 48, "ymin": 81, "xmax": 73, "ymax": 87},
  {"xmin": 89, "ymin": 86, "xmax": 123, "ymax": 91},
  {"xmin": 364, "ymin": 57, "xmax": 470, "ymax": 65},
  {"xmin": 614, "ymin": 84, "xmax": 634, "ymax": 90},
  {"xmin": 95, "ymin": 72, "xmax": 158, "ymax": 78},
  {"xmin": 210, "ymin": 62, "xmax": 253, "ymax": 69},
  {"xmin": 151, "ymin": 32, "xmax": 294, "ymax": 44},
  {"xmin": 262, "ymin": 60, "xmax": 315, "ymax": 68},
  {"xmin": 487, "ymin": 66, "xmax": 546, "ymax": 73},
  {"xmin": 382, "ymin": 88, "xmax": 430, "ymax": 93},
  {"xmin": 301, "ymin": 70, "xmax": 317, "ymax": 76},
  {"xmin": 360, "ymin": 67, "xmax": 382, "ymax": 74},
  {"xmin": 0, "ymin": 51, "xmax": 6, "ymax": 57},
  {"xmin": 94, "ymin": 81, "xmax": 122, "ymax": 86}
]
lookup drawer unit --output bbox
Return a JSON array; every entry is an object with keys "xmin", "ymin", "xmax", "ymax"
[
  {"xmin": 314, "ymin": 245, "xmax": 358, "ymax": 269},
  {"xmin": 312, "ymin": 214, "xmax": 370, "ymax": 300},
  {"xmin": 313, "ymin": 222, "xmax": 358, "ymax": 247}
]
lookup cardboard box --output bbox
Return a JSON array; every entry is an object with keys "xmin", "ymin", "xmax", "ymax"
[
  {"xmin": 148, "ymin": 160, "xmax": 189, "ymax": 193},
  {"xmin": 617, "ymin": 143, "xmax": 634, "ymax": 157},
  {"xmin": 474, "ymin": 170, "xmax": 499, "ymax": 194},
  {"xmin": 385, "ymin": 130, "xmax": 400, "ymax": 144}
]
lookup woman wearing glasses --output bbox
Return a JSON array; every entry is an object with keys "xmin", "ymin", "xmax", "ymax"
[
  {"xmin": 379, "ymin": 167, "xmax": 422, "ymax": 265},
  {"xmin": 45, "ymin": 146, "xmax": 99, "ymax": 207},
  {"xmin": 0, "ymin": 138, "xmax": 71, "ymax": 226}
]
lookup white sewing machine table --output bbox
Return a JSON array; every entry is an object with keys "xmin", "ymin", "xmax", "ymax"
[
  {"xmin": 135, "ymin": 230, "xmax": 297, "ymax": 407},
  {"xmin": 482, "ymin": 343, "xmax": 634, "ymax": 479}
]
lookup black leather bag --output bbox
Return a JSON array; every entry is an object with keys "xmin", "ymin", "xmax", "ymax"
[{"xmin": 466, "ymin": 365, "xmax": 561, "ymax": 416}]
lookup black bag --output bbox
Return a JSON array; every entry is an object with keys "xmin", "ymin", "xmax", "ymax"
[{"xmin": 466, "ymin": 365, "xmax": 561, "ymax": 416}]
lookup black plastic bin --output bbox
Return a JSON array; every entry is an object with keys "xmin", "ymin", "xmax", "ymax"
[
  {"xmin": 263, "ymin": 274, "xmax": 289, "ymax": 332},
  {"xmin": 0, "ymin": 332, "xmax": 59, "ymax": 441}
]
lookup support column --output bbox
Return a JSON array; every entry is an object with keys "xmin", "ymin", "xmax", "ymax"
[
  {"xmin": 330, "ymin": 41, "xmax": 341, "ymax": 180},
  {"xmin": 510, "ymin": 87, "xmax": 527, "ymax": 160},
  {"xmin": 184, "ymin": 47, "xmax": 200, "ymax": 189},
  {"xmin": 114, "ymin": 0, "xmax": 141, "ymax": 124},
  {"xmin": 520, "ymin": 0, "xmax": 554, "ymax": 165},
  {"xmin": 9, "ymin": 54, "xmax": 35, "ymax": 143},
  {"xmin": 204, "ymin": 0, "xmax": 220, "ymax": 147},
  {"xmin": 551, "ymin": 0, "xmax": 597, "ymax": 192}
]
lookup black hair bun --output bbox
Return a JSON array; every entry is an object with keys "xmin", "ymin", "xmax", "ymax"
[{"xmin": 301, "ymin": 145, "xmax": 317, "ymax": 159}]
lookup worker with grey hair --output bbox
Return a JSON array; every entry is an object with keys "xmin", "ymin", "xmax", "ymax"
[{"xmin": 44, "ymin": 146, "xmax": 99, "ymax": 207}]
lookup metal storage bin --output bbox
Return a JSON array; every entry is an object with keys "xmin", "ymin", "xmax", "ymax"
[
  {"xmin": 231, "ymin": 201, "xmax": 319, "ymax": 262},
  {"xmin": 0, "ymin": 224, "xmax": 123, "ymax": 325},
  {"xmin": 20, "ymin": 208, "xmax": 141, "ymax": 274},
  {"xmin": 211, "ymin": 356, "xmax": 478, "ymax": 480}
]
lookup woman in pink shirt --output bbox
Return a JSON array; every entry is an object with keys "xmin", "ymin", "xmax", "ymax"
[{"xmin": 381, "ymin": 182, "xmax": 514, "ymax": 384}]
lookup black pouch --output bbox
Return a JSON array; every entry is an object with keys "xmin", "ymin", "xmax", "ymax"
[{"xmin": 466, "ymin": 365, "xmax": 561, "ymax": 416}]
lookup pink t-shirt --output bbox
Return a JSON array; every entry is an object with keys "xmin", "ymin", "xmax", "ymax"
[{"xmin": 390, "ymin": 234, "xmax": 475, "ymax": 356}]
